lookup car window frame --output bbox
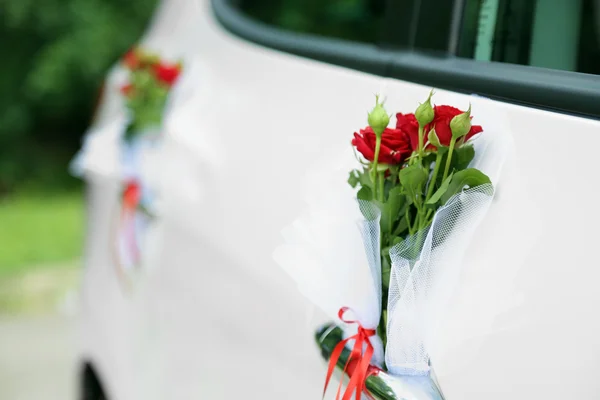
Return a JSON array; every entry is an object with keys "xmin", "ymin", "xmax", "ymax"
[{"xmin": 211, "ymin": 0, "xmax": 600, "ymax": 119}]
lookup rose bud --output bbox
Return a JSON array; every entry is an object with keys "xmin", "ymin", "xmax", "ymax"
[
  {"xmin": 415, "ymin": 90, "xmax": 434, "ymax": 127},
  {"xmin": 450, "ymin": 104, "xmax": 472, "ymax": 139},
  {"xmin": 367, "ymin": 95, "xmax": 390, "ymax": 137}
]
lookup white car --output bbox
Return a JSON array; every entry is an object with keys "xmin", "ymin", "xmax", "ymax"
[{"xmin": 76, "ymin": 0, "xmax": 600, "ymax": 399}]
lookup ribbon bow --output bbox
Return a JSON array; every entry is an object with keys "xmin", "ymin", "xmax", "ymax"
[
  {"xmin": 121, "ymin": 180, "xmax": 141, "ymax": 263},
  {"xmin": 323, "ymin": 307, "xmax": 378, "ymax": 400}
]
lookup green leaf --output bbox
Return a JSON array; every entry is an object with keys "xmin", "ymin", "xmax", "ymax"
[
  {"xmin": 379, "ymin": 186, "xmax": 405, "ymax": 234},
  {"xmin": 399, "ymin": 164, "xmax": 427, "ymax": 203},
  {"xmin": 358, "ymin": 168, "xmax": 373, "ymax": 188},
  {"xmin": 426, "ymin": 172, "xmax": 453, "ymax": 205},
  {"xmin": 387, "ymin": 186, "xmax": 405, "ymax": 218},
  {"xmin": 383, "ymin": 178, "xmax": 393, "ymax": 199},
  {"xmin": 440, "ymin": 168, "xmax": 492, "ymax": 204},
  {"xmin": 393, "ymin": 217, "xmax": 409, "ymax": 236},
  {"xmin": 428, "ymin": 128, "xmax": 446, "ymax": 149},
  {"xmin": 452, "ymin": 144, "xmax": 475, "ymax": 171},
  {"xmin": 379, "ymin": 204, "xmax": 392, "ymax": 234},
  {"xmin": 348, "ymin": 170, "xmax": 359, "ymax": 188},
  {"xmin": 357, "ymin": 186, "xmax": 373, "ymax": 201}
]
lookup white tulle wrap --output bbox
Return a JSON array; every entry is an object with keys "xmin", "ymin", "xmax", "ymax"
[
  {"xmin": 273, "ymin": 150, "xmax": 385, "ymax": 366},
  {"xmin": 273, "ymin": 96, "xmax": 512, "ymax": 377},
  {"xmin": 385, "ymin": 184, "xmax": 494, "ymax": 376}
]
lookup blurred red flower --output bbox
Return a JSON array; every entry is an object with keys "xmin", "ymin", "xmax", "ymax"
[{"xmin": 154, "ymin": 63, "xmax": 181, "ymax": 86}]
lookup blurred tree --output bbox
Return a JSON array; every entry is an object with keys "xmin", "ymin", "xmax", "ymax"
[
  {"xmin": 240, "ymin": 0, "xmax": 386, "ymax": 44},
  {"xmin": 0, "ymin": 0, "xmax": 158, "ymax": 194}
]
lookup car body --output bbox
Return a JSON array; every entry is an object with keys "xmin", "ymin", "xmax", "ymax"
[{"xmin": 76, "ymin": 0, "xmax": 600, "ymax": 399}]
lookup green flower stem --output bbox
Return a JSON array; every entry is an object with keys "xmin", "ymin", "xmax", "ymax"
[
  {"xmin": 417, "ymin": 157, "xmax": 433, "ymax": 229},
  {"xmin": 372, "ymin": 135, "xmax": 383, "ymax": 199},
  {"xmin": 378, "ymin": 310, "xmax": 387, "ymax": 357},
  {"xmin": 418, "ymin": 125, "xmax": 424, "ymax": 154},
  {"xmin": 442, "ymin": 138, "xmax": 457, "ymax": 183},
  {"xmin": 413, "ymin": 229, "xmax": 425, "ymax": 260},
  {"xmin": 372, "ymin": 134, "xmax": 386, "ymax": 351},
  {"xmin": 378, "ymin": 173, "xmax": 385, "ymax": 202},
  {"xmin": 426, "ymin": 207, "xmax": 433, "ymax": 222},
  {"xmin": 425, "ymin": 151, "xmax": 444, "ymax": 202},
  {"xmin": 406, "ymin": 207, "xmax": 414, "ymax": 235},
  {"xmin": 415, "ymin": 208, "xmax": 423, "ymax": 232}
]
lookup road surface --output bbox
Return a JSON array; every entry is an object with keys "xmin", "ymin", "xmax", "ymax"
[{"xmin": 0, "ymin": 314, "xmax": 77, "ymax": 399}]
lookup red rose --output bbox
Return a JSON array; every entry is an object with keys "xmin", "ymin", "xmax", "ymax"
[
  {"xmin": 123, "ymin": 50, "xmax": 140, "ymax": 70},
  {"xmin": 395, "ymin": 113, "xmax": 420, "ymax": 151},
  {"xmin": 154, "ymin": 63, "xmax": 181, "ymax": 86},
  {"xmin": 352, "ymin": 127, "xmax": 412, "ymax": 165},
  {"xmin": 396, "ymin": 105, "xmax": 483, "ymax": 149}
]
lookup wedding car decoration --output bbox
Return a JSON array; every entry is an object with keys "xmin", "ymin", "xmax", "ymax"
[
  {"xmin": 114, "ymin": 48, "xmax": 182, "ymax": 282},
  {"xmin": 274, "ymin": 91, "xmax": 508, "ymax": 399}
]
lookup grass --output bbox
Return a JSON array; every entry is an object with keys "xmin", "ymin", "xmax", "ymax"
[
  {"xmin": 0, "ymin": 191, "xmax": 84, "ymax": 276},
  {"xmin": 0, "ymin": 261, "xmax": 80, "ymax": 313}
]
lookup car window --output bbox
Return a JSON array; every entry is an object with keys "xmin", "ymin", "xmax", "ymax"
[
  {"xmin": 214, "ymin": 0, "xmax": 600, "ymax": 118},
  {"xmin": 238, "ymin": 0, "xmax": 387, "ymax": 43},
  {"xmin": 458, "ymin": 0, "xmax": 600, "ymax": 75}
]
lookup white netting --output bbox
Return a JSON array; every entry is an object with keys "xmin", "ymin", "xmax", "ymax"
[
  {"xmin": 273, "ymin": 150, "xmax": 384, "ymax": 365},
  {"xmin": 385, "ymin": 184, "xmax": 494, "ymax": 376},
  {"xmin": 385, "ymin": 96, "xmax": 512, "ymax": 376},
  {"xmin": 357, "ymin": 200, "xmax": 382, "ymax": 313}
]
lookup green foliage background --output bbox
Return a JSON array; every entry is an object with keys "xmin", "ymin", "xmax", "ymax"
[
  {"xmin": 0, "ymin": 0, "xmax": 381, "ymax": 271},
  {"xmin": 0, "ymin": 0, "xmax": 158, "ymax": 194},
  {"xmin": 241, "ymin": 0, "xmax": 385, "ymax": 43},
  {"xmin": 0, "ymin": 0, "xmax": 385, "ymax": 195}
]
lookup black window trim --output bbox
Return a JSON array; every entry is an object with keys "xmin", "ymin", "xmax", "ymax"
[{"xmin": 211, "ymin": 0, "xmax": 600, "ymax": 119}]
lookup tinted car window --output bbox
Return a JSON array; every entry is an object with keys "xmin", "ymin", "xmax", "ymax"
[
  {"xmin": 239, "ymin": 0, "xmax": 387, "ymax": 43},
  {"xmin": 458, "ymin": 0, "xmax": 600, "ymax": 75}
]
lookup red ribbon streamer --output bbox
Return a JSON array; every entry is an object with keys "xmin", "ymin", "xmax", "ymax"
[
  {"xmin": 323, "ymin": 307, "xmax": 379, "ymax": 400},
  {"xmin": 121, "ymin": 180, "xmax": 141, "ymax": 263}
]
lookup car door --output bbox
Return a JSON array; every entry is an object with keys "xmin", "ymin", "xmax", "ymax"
[
  {"xmin": 126, "ymin": 1, "xmax": 393, "ymax": 399},
  {"xmin": 186, "ymin": 0, "xmax": 600, "ymax": 398},
  {"xmin": 85, "ymin": 0, "xmax": 600, "ymax": 399}
]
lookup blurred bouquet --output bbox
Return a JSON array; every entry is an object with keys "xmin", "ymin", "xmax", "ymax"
[
  {"xmin": 274, "ymin": 91, "xmax": 508, "ymax": 399},
  {"xmin": 114, "ymin": 48, "xmax": 182, "ymax": 282},
  {"xmin": 120, "ymin": 48, "xmax": 182, "ymax": 141}
]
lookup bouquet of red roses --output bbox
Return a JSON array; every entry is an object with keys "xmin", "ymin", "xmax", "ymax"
[
  {"xmin": 112, "ymin": 48, "xmax": 182, "ymax": 285},
  {"xmin": 275, "ymin": 91, "xmax": 509, "ymax": 399},
  {"xmin": 120, "ymin": 48, "xmax": 182, "ymax": 141}
]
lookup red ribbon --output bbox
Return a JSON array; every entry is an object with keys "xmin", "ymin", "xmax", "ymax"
[
  {"xmin": 121, "ymin": 180, "xmax": 141, "ymax": 263},
  {"xmin": 323, "ymin": 307, "xmax": 379, "ymax": 400}
]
